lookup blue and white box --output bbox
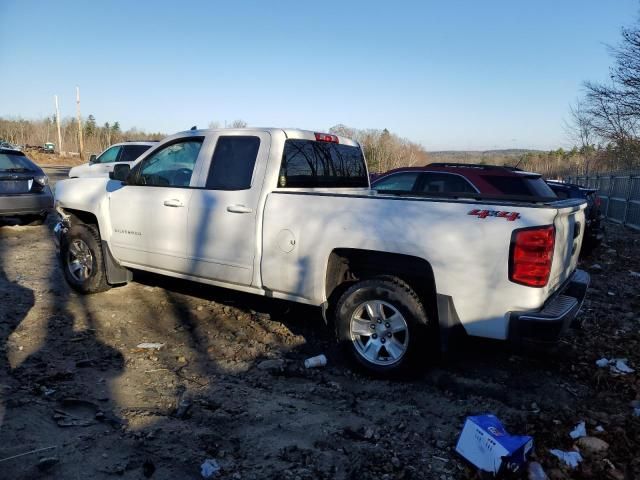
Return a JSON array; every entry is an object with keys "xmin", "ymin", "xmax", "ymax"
[{"xmin": 455, "ymin": 414, "xmax": 533, "ymax": 474}]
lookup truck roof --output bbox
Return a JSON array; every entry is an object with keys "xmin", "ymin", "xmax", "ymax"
[{"xmin": 171, "ymin": 127, "xmax": 360, "ymax": 147}]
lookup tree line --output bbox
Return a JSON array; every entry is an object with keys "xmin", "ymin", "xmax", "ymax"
[
  {"xmin": 0, "ymin": 116, "xmax": 162, "ymax": 155},
  {"xmin": 329, "ymin": 124, "xmax": 429, "ymax": 173}
]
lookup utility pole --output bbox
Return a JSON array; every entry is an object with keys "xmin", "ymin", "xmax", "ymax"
[
  {"xmin": 54, "ymin": 95, "xmax": 63, "ymax": 156},
  {"xmin": 76, "ymin": 86, "xmax": 84, "ymax": 160}
]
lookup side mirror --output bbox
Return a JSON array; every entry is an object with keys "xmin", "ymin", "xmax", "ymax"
[
  {"xmin": 110, "ymin": 163, "xmax": 131, "ymax": 182},
  {"xmin": 89, "ymin": 154, "xmax": 97, "ymax": 164}
]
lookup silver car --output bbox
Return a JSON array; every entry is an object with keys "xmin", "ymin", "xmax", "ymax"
[{"xmin": 68, "ymin": 141, "xmax": 157, "ymax": 178}]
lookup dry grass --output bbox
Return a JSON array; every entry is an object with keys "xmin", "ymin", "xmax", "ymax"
[{"xmin": 26, "ymin": 150, "xmax": 84, "ymax": 167}]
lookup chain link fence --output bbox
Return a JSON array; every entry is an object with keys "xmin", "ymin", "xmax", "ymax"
[{"xmin": 567, "ymin": 170, "xmax": 640, "ymax": 231}]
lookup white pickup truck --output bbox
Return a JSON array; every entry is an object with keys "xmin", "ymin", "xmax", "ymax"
[{"xmin": 53, "ymin": 128, "xmax": 589, "ymax": 374}]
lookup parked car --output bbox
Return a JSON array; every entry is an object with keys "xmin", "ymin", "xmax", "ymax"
[
  {"xmin": 54, "ymin": 128, "xmax": 588, "ymax": 375},
  {"xmin": 0, "ymin": 148, "xmax": 53, "ymax": 225},
  {"xmin": 372, "ymin": 163, "xmax": 557, "ymax": 200},
  {"xmin": 546, "ymin": 180, "xmax": 603, "ymax": 254},
  {"xmin": 68, "ymin": 141, "xmax": 158, "ymax": 178}
]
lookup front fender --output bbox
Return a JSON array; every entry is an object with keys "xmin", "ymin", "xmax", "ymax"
[{"xmin": 54, "ymin": 177, "xmax": 114, "ymax": 242}]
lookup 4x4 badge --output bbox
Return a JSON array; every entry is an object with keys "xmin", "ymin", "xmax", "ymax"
[{"xmin": 468, "ymin": 209, "xmax": 520, "ymax": 221}]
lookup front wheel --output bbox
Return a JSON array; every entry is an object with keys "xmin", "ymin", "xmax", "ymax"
[
  {"xmin": 60, "ymin": 223, "xmax": 110, "ymax": 294},
  {"xmin": 335, "ymin": 276, "xmax": 430, "ymax": 375}
]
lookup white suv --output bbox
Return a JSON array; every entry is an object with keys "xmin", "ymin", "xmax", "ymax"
[{"xmin": 68, "ymin": 141, "xmax": 157, "ymax": 178}]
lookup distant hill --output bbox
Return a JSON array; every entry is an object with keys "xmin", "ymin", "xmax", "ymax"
[{"xmin": 427, "ymin": 149, "xmax": 544, "ymax": 166}]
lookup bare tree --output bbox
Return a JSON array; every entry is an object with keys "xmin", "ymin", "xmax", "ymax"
[
  {"xmin": 565, "ymin": 100, "xmax": 597, "ymax": 174},
  {"xmin": 229, "ymin": 119, "xmax": 247, "ymax": 128}
]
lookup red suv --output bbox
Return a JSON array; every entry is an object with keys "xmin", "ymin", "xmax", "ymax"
[{"xmin": 371, "ymin": 163, "xmax": 557, "ymax": 199}]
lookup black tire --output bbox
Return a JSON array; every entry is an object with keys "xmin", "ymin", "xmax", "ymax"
[
  {"xmin": 21, "ymin": 213, "xmax": 47, "ymax": 226},
  {"xmin": 60, "ymin": 223, "xmax": 110, "ymax": 294},
  {"xmin": 335, "ymin": 276, "xmax": 430, "ymax": 375}
]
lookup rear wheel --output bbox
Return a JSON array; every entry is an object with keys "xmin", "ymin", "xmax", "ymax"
[
  {"xmin": 60, "ymin": 223, "xmax": 110, "ymax": 294},
  {"xmin": 335, "ymin": 276, "xmax": 430, "ymax": 375}
]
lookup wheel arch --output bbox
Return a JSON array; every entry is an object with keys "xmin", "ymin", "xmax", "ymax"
[
  {"xmin": 59, "ymin": 207, "xmax": 130, "ymax": 286},
  {"xmin": 324, "ymin": 248, "xmax": 438, "ymax": 329}
]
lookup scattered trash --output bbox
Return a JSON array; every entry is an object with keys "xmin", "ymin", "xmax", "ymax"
[
  {"xmin": 630, "ymin": 271, "xmax": 640, "ymax": 278},
  {"xmin": 607, "ymin": 291, "xmax": 616, "ymax": 296},
  {"xmin": 590, "ymin": 263, "xmax": 603, "ymax": 271},
  {"xmin": 455, "ymin": 414, "xmax": 533, "ymax": 474},
  {"xmin": 612, "ymin": 358, "xmax": 634, "ymax": 373},
  {"xmin": 576, "ymin": 436, "xmax": 609, "ymax": 455},
  {"xmin": 569, "ymin": 420, "xmax": 587, "ymax": 439},
  {"xmin": 136, "ymin": 342, "xmax": 165, "ymax": 350},
  {"xmin": 549, "ymin": 449, "xmax": 582, "ymax": 468},
  {"xmin": 304, "ymin": 354, "xmax": 327, "ymax": 369},
  {"xmin": 595, "ymin": 357, "xmax": 635, "ymax": 374},
  {"xmin": 201, "ymin": 458, "xmax": 221, "ymax": 478},
  {"xmin": 595, "ymin": 425, "xmax": 605, "ymax": 433},
  {"xmin": 36, "ymin": 457, "xmax": 60, "ymax": 472},
  {"xmin": 37, "ymin": 457, "xmax": 59, "ymax": 472},
  {"xmin": 527, "ymin": 461, "xmax": 548, "ymax": 480}
]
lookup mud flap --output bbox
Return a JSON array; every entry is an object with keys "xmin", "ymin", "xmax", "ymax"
[
  {"xmin": 101, "ymin": 240, "xmax": 132, "ymax": 285},
  {"xmin": 436, "ymin": 294, "xmax": 466, "ymax": 352}
]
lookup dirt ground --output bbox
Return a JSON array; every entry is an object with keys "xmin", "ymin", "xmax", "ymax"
[{"xmin": 0, "ymin": 167, "xmax": 639, "ymax": 479}]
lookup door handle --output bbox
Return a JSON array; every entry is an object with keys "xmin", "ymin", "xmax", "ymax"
[
  {"xmin": 227, "ymin": 204, "xmax": 253, "ymax": 214},
  {"xmin": 163, "ymin": 199, "xmax": 184, "ymax": 208}
]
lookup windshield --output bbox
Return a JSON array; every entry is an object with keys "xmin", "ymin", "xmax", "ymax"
[
  {"xmin": 0, "ymin": 153, "xmax": 37, "ymax": 172},
  {"xmin": 279, "ymin": 139, "xmax": 368, "ymax": 188}
]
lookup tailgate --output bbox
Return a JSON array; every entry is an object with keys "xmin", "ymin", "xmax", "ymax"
[{"xmin": 548, "ymin": 200, "xmax": 587, "ymax": 292}]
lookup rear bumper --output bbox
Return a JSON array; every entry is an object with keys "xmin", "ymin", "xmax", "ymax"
[
  {"xmin": 0, "ymin": 190, "xmax": 53, "ymax": 216},
  {"xmin": 508, "ymin": 269, "xmax": 590, "ymax": 345}
]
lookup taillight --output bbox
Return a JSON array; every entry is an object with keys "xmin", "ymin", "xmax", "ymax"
[
  {"xmin": 314, "ymin": 132, "xmax": 339, "ymax": 143},
  {"xmin": 509, "ymin": 225, "xmax": 555, "ymax": 287}
]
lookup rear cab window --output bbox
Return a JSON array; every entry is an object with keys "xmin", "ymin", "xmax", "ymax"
[{"xmin": 279, "ymin": 139, "xmax": 368, "ymax": 188}]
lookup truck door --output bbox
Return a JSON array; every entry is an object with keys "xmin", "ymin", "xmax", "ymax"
[
  {"xmin": 108, "ymin": 137, "xmax": 205, "ymax": 272},
  {"xmin": 186, "ymin": 132, "xmax": 271, "ymax": 285}
]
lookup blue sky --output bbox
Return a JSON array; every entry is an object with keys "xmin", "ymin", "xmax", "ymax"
[{"xmin": 0, "ymin": 0, "xmax": 637, "ymax": 150}]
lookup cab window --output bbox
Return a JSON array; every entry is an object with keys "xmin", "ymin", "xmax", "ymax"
[
  {"xmin": 418, "ymin": 173, "xmax": 478, "ymax": 194},
  {"xmin": 373, "ymin": 172, "xmax": 420, "ymax": 191},
  {"xmin": 119, "ymin": 145, "xmax": 152, "ymax": 163},
  {"xmin": 96, "ymin": 146, "xmax": 121, "ymax": 164},
  {"xmin": 206, "ymin": 136, "xmax": 260, "ymax": 190},
  {"xmin": 136, "ymin": 138, "xmax": 203, "ymax": 187}
]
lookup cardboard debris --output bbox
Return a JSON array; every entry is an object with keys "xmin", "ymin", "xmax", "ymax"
[{"xmin": 455, "ymin": 414, "xmax": 533, "ymax": 474}]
